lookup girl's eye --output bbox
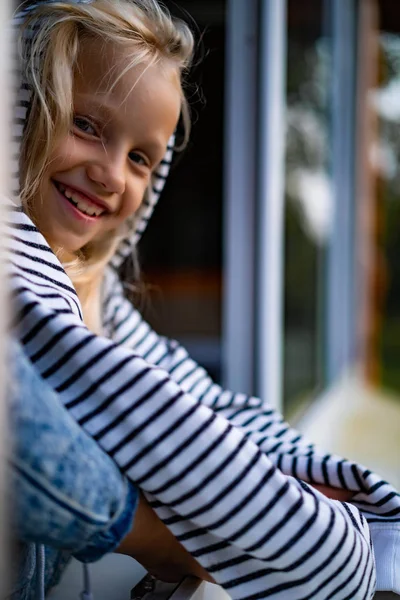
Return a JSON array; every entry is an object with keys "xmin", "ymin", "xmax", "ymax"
[
  {"xmin": 129, "ymin": 151, "xmax": 148, "ymax": 167},
  {"xmin": 73, "ymin": 117, "xmax": 97, "ymax": 136}
]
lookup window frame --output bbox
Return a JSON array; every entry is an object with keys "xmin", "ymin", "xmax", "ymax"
[{"xmin": 222, "ymin": 0, "xmax": 360, "ymax": 412}]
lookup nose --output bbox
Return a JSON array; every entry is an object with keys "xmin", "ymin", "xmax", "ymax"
[{"xmin": 86, "ymin": 152, "xmax": 126, "ymax": 195}]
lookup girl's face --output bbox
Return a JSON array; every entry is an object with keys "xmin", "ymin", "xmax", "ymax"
[{"xmin": 35, "ymin": 40, "xmax": 181, "ymax": 254}]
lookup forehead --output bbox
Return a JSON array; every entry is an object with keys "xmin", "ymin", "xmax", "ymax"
[{"xmin": 74, "ymin": 37, "xmax": 180, "ymax": 110}]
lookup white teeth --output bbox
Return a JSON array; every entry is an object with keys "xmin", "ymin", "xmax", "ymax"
[
  {"xmin": 56, "ymin": 182, "xmax": 104, "ymax": 217},
  {"xmin": 75, "ymin": 198, "xmax": 103, "ymax": 217}
]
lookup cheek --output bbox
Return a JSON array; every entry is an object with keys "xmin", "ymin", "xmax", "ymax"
[
  {"xmin": 120, "ymin": 181, "xmax": 149, "ymax": 219},
  {"xmin": 48, "ymin": 136, "xmax": 81, "ymax": 171}
]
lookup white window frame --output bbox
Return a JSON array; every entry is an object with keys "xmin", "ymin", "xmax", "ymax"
[
  {"xmin": 326, "ymin": 0, "xmax": 359, "ymax": 383},
  {"xmin": 222, "ymin": 0, "xmax": 287, "ymax": 412},
  {"xmin": 222, "ymin": 0, "xmax": 258, "ymax": 396}
]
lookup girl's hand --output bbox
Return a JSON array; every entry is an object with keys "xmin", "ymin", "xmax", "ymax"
[
  {"xmin": 116, "ymin": 493, "xmax": 215, "ymax": 583},
  {"xmin": 309, "ymin": 483, "xmax": 354, "ymax": 502},
  {"xmin": 117, "ymin": 486, "xmax": 353, "ymax": 583}
]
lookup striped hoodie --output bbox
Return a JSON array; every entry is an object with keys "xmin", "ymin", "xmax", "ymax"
[{"xmin": 7, "ymin": 1, "xmax": 400, "ymax": 598}]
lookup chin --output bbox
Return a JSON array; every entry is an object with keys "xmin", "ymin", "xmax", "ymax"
[
  {"xmin": 46, "ymin": 235, "xmax": 87, "ymax": 260},
  {"xmin": 35, "ymin": 218, "xmax": 88, "ymax": 260}
]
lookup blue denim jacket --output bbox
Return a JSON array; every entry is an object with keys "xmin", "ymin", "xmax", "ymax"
[{"xmin": 7, "ymin": 342, "xmax": 138, "ymax": 599}]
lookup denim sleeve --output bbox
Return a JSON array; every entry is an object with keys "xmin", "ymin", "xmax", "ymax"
[{"xmin": 8, "ymin": 341, "xmax": 138, "ymax": 561}]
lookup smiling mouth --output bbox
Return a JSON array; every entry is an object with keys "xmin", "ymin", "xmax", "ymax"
[{"xmin": 53, "ymin": 181, "xmax": 106, "ymax": 218}]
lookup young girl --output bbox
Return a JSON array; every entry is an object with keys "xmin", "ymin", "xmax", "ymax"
[{"xmin": 7, "ymin": 0, "xmax": 400, "ymax": 598}]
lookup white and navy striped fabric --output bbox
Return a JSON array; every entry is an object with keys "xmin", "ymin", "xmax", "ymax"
[{"xmin": 7, "ymin": 1, "xmax": 400, "ymax": 598}]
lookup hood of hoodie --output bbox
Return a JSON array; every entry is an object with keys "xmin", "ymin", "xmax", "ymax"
[{"xmin": 12, "ymin": 0, "xmax": 174, "ymax": 270}]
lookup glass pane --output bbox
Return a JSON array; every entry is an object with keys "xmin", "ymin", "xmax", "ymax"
[
  {"xmin": 299, "ymin": 0, "xmax": 400, "ymax": 488},
  {"xmin": 376, "ymin": 1, "xmax": 400, "ymax": 398},
  {"xmin": 284, "ymin": 0, "xmax": 332, "ymax": 415},
  {"xmin": 139, "ymin": 1, "xmax": 226, "ymax": 383}
]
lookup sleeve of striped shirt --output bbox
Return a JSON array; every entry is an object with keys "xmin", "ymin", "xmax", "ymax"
[
  {"xmin": 103, "ymin": 266, "xmax": 400, "ymax": 593},
  {"xmin": 8, "ymin": 208, "xmax": 398, "ymax": 599},
  {"xmin": 101, "ymin": 269, "xmax": 386, "ymax": 497}
]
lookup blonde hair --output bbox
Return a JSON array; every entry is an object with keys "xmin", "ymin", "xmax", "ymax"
[{"xmin": 18, "ymin": 0, "xmax": 194, "ymax": 331}]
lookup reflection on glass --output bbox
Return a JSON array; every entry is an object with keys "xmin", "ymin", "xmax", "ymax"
[
  {"xmin": 284, "ymin": 0, "xmax": 332, "ymax": 414},
  {"xmin": 376, "ymin": 25, "xmax": 400, "ymax": 396}
]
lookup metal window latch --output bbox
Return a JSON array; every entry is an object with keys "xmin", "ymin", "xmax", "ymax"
[
  {"xmin": 131, "ymin": 575, "xmax": 230, "ymax": 600},
  {"xmin": 131, "ymin": 575, "xmax": 180, "ymax": 600}
]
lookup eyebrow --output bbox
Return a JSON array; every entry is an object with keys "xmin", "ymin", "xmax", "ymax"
[{"xmin": 75, "ymin": 94, "xmax": 118, "ymax": 120}]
